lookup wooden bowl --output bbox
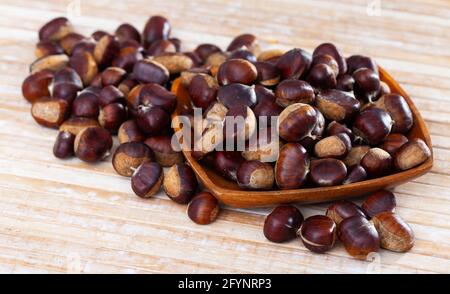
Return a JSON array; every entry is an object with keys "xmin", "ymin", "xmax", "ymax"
[{"xmin": 171, "ymin": 67, "xmax": 433, "ymax": 208}]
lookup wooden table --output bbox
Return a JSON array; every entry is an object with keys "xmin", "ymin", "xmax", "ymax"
[{"xmin": 0, "ymin": 0, "xmax": 449, "ymax": 274}]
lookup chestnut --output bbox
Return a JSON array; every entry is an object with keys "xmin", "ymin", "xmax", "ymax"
[
  {"xmin": 353, "ymin": 108, "xmax": 393, "ymax": 145},
  {"xmin": 69, "ymin": 51, "xmax": 98, "ymax": 86},
  {"xmin": 381, "ymin": 133, "xmax": 408, "ymax": 156},
  {"xmin": 31, "ymin": 98, "xmax": 69, "ymax": 128},
  {"xmin": 115, "ymin": 23, "xmax": 141, "ymax": 44},
  {"xmin": 275, "ymin": 143, "xmax": 310, "ymax": 189},
  {"xmin": 59, "ymin": 117, "xmax": 100, "ymax": 135},
  {"xmin": 74, "ymin": 127, "xmax": 113, "ymax": 162},
  {"xmin": 136, "ymin": 106, "xmax": 171, "ymax": 136},
  {"xmin": 143, "ymin": 15, "xmax": 171, "ymax": 48},
  {"xmin": 153, "ymin": 53, "xmax": 194, "ymax": 74},
  {"xmin": 343, "ymin": 165, "xmax": 367, "ymax": 184},
  {"xmin": 299, "ymin": 108, "xmax": 326, "ymax": 152},
  {"xmin": 163, "ymin": 163, "xmax": 198, "ymax": 204},
  {"xmin": 137, "ymin": 83, "xmax": 177, "ymax": 114},
  {"xmin": 276, "ymin": 48, "xmax": 312, "ymax": 79},
  {"xmin": 118, "ymin": 120, "xmax": 145, "ymax": 144},
  {"xmin": 314, "ymin": 133, "xmax": 352, "ymax": 159},
  {"xmin": 362, "ymin": 190, "xmax": 396, "ymax": 218},
  {"xmin": 237, "ymin": 161, "xmax": 274, "ymax": 190},
  {"xmin": 147, "ymin": 39, "xmax": 177, "ymax": 56},
  {"xmin": 372, "ymin": 94, "xmax": 413, "ymax": 134},
  {"xmin": 112, "ymin": 46, "xmax": 143, "ymax": 72},
  {"xmin": 360, "ymin": 148, "xmax": 392, "ymax": 178},
  {"xmin": 311, "ymin": 54, "xmax": 339, "ymax": 76},
  {"xmin": 257, "ymin": 49, "xmax": 285, "ymax": 63},
  {"xmin": 144, "ymin": 135, "xmax": 184, "ymax": 167},
  {"xmin": 187, "ymin": 192, "xmax": 220, "ymax": 225},
  {"xmin": 99, "ymin": 85, "xmax": 126, "ymax": 107},
  {"xmin": 343, "ymin": 145, "xmax": 370, "ymax": 167},
  {"xmin": 180, "ymin": 67, "xmax": 212, "ymax": 86},
  {"xmin": 51, "ymin": 67, "xmax": 83, "ymax": 103},
  {"xmin": 338, "ymin": 215, "xmax": 380, "ymax": 259},
  {"xmin": 352, "ymin": 68, "xmax": 380, "ymax": 102},
  {"xmin": 217, "ymin": 59, "xmax": 257, "ymax": 86},
  {"xmin": 194, "ymin": 44, "xmax": 222, "ymax": 62},
  {"xmin": 227, "ymin": 34, "xmax": 258, "ymax": 53},
  {"xmin": 275, "ymin": 79, "xmax": 315, "ymax": 107},
  {"xmin": 131, "ymin": 162, "xmax": 164, "ymax": 198},
  {"xmin": 188, "ymin": 74, "xmax": 219, "ymax": 110},
  {"xmin": 59, "ymin": 32, "xmax": 85, "ymax": 55},
  {"xmin": 263, "ymin": 205, "xmax": 304, "ymax": 243},
  {"xmin": 229, "ymin": 49, "xmax": 257, "ymax": 63},
  {"xmin": 312, "ymin": 43, "xmax": 346, "ymax": 75},
  {"xmin": 326, "ymin": 121, "xmax": 354, "ymax": 142},
  {"xmin": 98, "ymin": 103, "xmax": 128, "ymax": 134},
  {"xmin": 53, "ymin": 131, "xmax": 75, "ymax": 159},
  {"xmin": 30, "ymin": 54, "xmax": 69, "ymax": 74},
  {"xmin": 91, "ymin": 30, "xmax": 110, "ymax": 42},
  {"xmin": 316, "ymin": 90, "xmax": 361, "ymax": 122},
  {"xmin": 326, "ymin": 200, "xmax": 366, "ymax": 225},
  {"xmin": 252, "ymin": 85, "xmax": 283, "ymax": 124},
  {"xmin": 184, "ymin": 51, "xmax": 203, "ymax": 67},
  {"xmin": 71, "ymin": 39, "xmax": 96, "ymax": 56},
  {"xmin": 278, "ymin": 103, "xmax": 318, "ymax": 142},
  {"xmin": 72, "ymin": 91, "xmax": 99, "ymax": 119},
  {"xmin": 132, "ymin": 59, "xmax": 169, "ymax": 85},
  {"xmin": 306, "ymin": 63, "xmax": 337, "ymax": 90},
  {"xmin": 254, "ymin": 61, "xmax": 280, "ymax": 87},
  {"xmin": 22, "ymin": 70, "xmax": 54, "ymax": 103},
  {"xmin": 35, "ymin": 40, "xmax": 64, "ymax": 58},
  {"xmin": 217, "ymin": 83, "xmax": 257, "ymax": 108},
  {"xmin": 112, "ymin": 142, "xmax": 154, "ymax": 177},
  {"xmin": 336, "ymin": 74, "xmax": 354, "ymax": 92},
  {"xmin": 213, "ymin": 151, "xmax": 245, "ymax": 182},
  {"xmin": 298, "ymin": 215, "xmax": 336, "ymax": 253},
  {"xmin": 101, "ymin": 67, "xmax": 127, "ymax": 87},
  {"xmin": 377, "ymin": 81, "xmax": 391, "ymax": 98},
  {"xmin": 38, "ymin": 17, "xmax": 73, "ymax": 41},
  {"xmin": 394, "ymin": 139, "xmax": 431, "ymax": 171},
  {"xmin": 346, "ymin": 55, "xmax": 378, "ymax": 76},
  {"xmin": 205, "ymin": 52, "xmax": 229, "ymax": 69},
  {"xmin": 93, "ymin": 35, "xmax": 120, "ymax": 69},
  {"xmin": 372, "ymin": 212, "xmax": 415, "ymax": 252},
  {"xmin": 118, "ymin": 78, "xmax": 138, "ymax": 97},
  {"xmin": 310, "ymin": 159, "xmax": 347, "ymax": 187}
]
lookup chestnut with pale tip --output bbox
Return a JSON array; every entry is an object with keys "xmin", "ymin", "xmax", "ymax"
[
  {"xmin": 314, "ymin": 133, "xmax": 352, "ymax": 159},
  {"xmin": 227, "ymin": 33, "xmax": 259, "ymax": 53},
  {"xmin": 53, "ymin": 131, "xmax": 75, "ymax": 159},
  {"xmin": 276, "ymin": 48, "xmax": 311, "ymax": 79},
  {"xmin": 213, "ymin": 151, "xmax": 245, "ymax": 182},
  {"xmin": 101, "ymin": 67, "xmax": 127, "ymax": 87},
  {"xmin": 69, "ymin": 51, "xmax": 98, "ymax": 86},
  {"xmin": 30, "ymin": 54, "xmax": 69, "ymax": 74},
  {"xmin": 254, "ymin": 61, "xmax": 280, "ymax": 87},
  {"xmin": 326, "ymin": 200, "xmax": 366, "ymax": 225},
  {"xmin": 217, "ymin": 59, "xmax": 257, "ymax": 86},
  {"xmin": 310, "ymin": 158, "xmax": 347, "ymax": 187},
  {"xmin": 144, "ymin": 135, "xmax": 184, "ymax": 167},
  {"xmin": 98, "ymin": 103, "xmax": 127, "ymax": 134},
  {"xmin": 118, "ymin": 120, "xmax": 145, "ymax": 144},
  {"xmin": 338, "ymin": 215, "xmax": 380, "ymax": 259},
  {"xmin": 275, "ymin": 79, "xmax": 315, "ymax": 107},
  {"xmin": 362, "ymin": 189, "xmax": 396, "ymax": 218},
  {"xmin": 372, "ymin": 93, "xmax": 413, "ymax": 134},
  {"xmin": 312, "ymin": 43, "xmax": 346, "ymax": 75},
  {"xmin": 342, "ymin": 164, "xmax": 367, "ymax": 184},
  {"xmin": 74, "ymin": 127, "xmax": 113, "ymax": 162},
  {"xmin": 264, "ymin": 205, "xmax": 304, "ymax": 243},
  {"xmin": 22, "ymin": 70, "xmax": 54, "ymax": 103},
  {"xmin": 163, "ymin": 163, "xmax": 198, "ymax": 204},
  {"xmin": 352, "ymin": 68, "xmax": 380, "ymax": 102},
  {"xmin": 31, "ymin": 98, "xmax": 69, "ymax": 128},
  {"xmin": 237, "ymin": 161, "xmax": 274, "ymax": 190},
  {"xmin": 382, "ymin": 133, "xmax": 409, "ymax": 156},
  {"xmin": 316, "ymin": 89, "xmax": 360, "ymax": 122},
  {"xmin": 38, "ymin": 17, "xmax": 73, "ymax": 42},
  {"xmin": 131, "ymin": 162, "xmax": 164, "ymax": 198},
  {"xmin": 51, "ymin": 67, "xmax": 83, "ymax": 104},
  {"xmin": 394, "ymin": 139, "xmax": 431, "ymax": 171},
  {"xmin": 361, "ymin": 148, "xmax": 392, "ymax": 178},
  {"xmin": 326, "ymin": 121, "xmax": 354, "ymax": 142},
  {"xmin": 372, "ymin": 212, "xmax": 415, "ymax": 252},
  {"xmin": 94, "ymin": 35, "xmax": 120, "ymax": 69},
  {"xmin": 275, "ymin": 143, "xmax": 310, "ymax": 190},
  {"xmin": 194, "ymin": 44, "xmax": 222, "ymax": 62},
  {"xmin": 278, "ymin": 103, "xmax": 318, "ymax": 142},
  {"xmin": 298, "ymin": 215, "xmax": 336, "ymax": 253},
  {"xmin": 343, "ymin": 145, "xmax": 370, "ymax": 167},
  {"xmin": 59, "ymin": 117, "xmax": 100, "ymax": 136},
  {"xmin": 153, "ymin": 53, "xmax": 194, "ymax": 74},
  {"xmin": 187, "ymin": 192, "xmax": 220, "ymax": 225},
  {"xmin": 112, "ymin": 142, "xmax": 155, "ymax": 177}
]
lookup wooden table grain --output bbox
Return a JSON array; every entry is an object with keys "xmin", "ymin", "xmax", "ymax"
[{"xmin": 0, "ymin": 0, "xmax": 449, "ymax": 273}]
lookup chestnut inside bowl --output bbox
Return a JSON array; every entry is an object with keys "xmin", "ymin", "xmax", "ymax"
[{"xmin": 171, "ymin": 67, "xmax": 433, "ymax": 208}]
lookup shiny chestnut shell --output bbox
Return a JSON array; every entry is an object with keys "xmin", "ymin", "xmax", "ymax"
[
  {"xmin": 264, "ymin": 205, "xmax": 304, "ymax": 243},
  {"xmin": 299, "ymin": 215, "xmax": 337, "ymax": 253}
]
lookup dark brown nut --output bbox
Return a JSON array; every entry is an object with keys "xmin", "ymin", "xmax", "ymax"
[
  {"xmin": 188, "ymin": 74, "xmax": 219, "ymax": 110},
  {"xmin": 91, "ymin": 30, "xmax": 111, "ymax": 42},
  {"xmin": 183, "ymin": 52, "xmax": 203, "ymax": 67},
  {"xmin": 361, "ymin": 148, "xmax": 392, "ymax": 177},
  {"xmin": 217, "ymin": 59, "xmax": 257, "ymax": 86},
  {"xmin": 133, "ymin": 59, "xmax": 169, "ymax": 85},
  {"xmin": 254, "ymin": 61, "xmax": 280, "ymax": 87},
  {"xmin": 115, "ymin": 23, "xmax": 141, "ymax": 44},
  {"xmin": 74, "ymin": 126, "xmax": 113, "ymax": 162},
  {"xmin": 93, "ymin": 35, "xmax": 120, "ymax": 69},
  {"xmin": 353, "ymin": 108, "xmax": 393, "ymax": 145},
  {"xmin": 138, "ymin": 83, "xmax": 177, "ymax": 113},
  {"xmin": 237, "ymin": 161, "xmax": 274, "ymax": 190},
  {"xmin": 299, "ymin": 215, "xmax": 337, "ymax": 253},
  {"xmin": 316, "ymin": 90, "xmax": 361, "ymax": 122},
  {"xmin": 99, "ymin": 103, "xmax": 127, "ymax": 134},
  {"xmin": 136, "ymin": 106, "xmax": 171, "ymax": 135},
  {"xmin": 242, "ymin": 127, "xmax": 279, "ymax": 162},
  {"xmin": 352, "ymin": 68, "xmax": 380, "ymax": 102},
  {"xmin": 82, "ymin": 86, "xmax": 102, "ymax": 96},
  {"xmin": 59, "ymin": 117, "xmax": 100, "ymax": 135},
  {"xmin": 101, "ymin": 67, "xmax": 127, "ymax": 87},
  {"xmin": 346, "ymin": 55, "xmax": 378, "ymax": 76},
  {"xmin": 313, "ymin": 43, "xmax": 347, "ymax": 75},
  {"xmin": 119, "ymin": 39, "xmax": 141, "ymax": 50},
  {"xmin": 326, "ymin": 121, "xmax": 354, "ymax": 142},
  {"xmin": 51, "ymin": 67, "xmax": 84, "ymax": 103},
  {"xmin": 71, "ymin": 39, "xmax": 96, "ymax": 56},
  {"xmin": 145, "ymin": 135, "xmax": 184, "ymax": 167},
  {"xmin": 310, "ymin": 158, "xmax": 347, "ymax": 187},
  {"xmin": 180, "ymin": 67, "xmax": 211, "ymax": 86},
  {"xmin": 257, "ymin": 49, "xmax": 285, "ymax": 63},
  {"xmin": 217, "ymin": 83, "xmax": 257, "ymax": 108},
  {"xmin": 194, "ymin": 44, "xmax": 222, "ymax": 62},
  {"xmin": 69, "ymin": 51, "xmax": 98, "ymax": 85},
  {"xmin": 252, "ymin": 85, "xmax": 283, "ymax": 124},
  {"xmin": 338, "ymin": 215, "xmax": 380, "ymax": 259},
  {"xmin": 306, "ymin": 64, "xmax": 337, "ymax": 90},
  {"xmin": 227, "ymin": 34, "xmax": 258, "ymax": 53},
  {"xmin": 118, "ymin": 120, "xmax": 145, "ymax": 144},
  {"xmin": 372, "ymin": 212, "xmax": 415, "ymax": 252},
  {"xmin": 343, "ymin": 164, "xmax": 367, "ymax": 184},
  {"xmin": 278, "ymin": 103, "xmax": 318, "ymax": 142},
  {"xmin": 112, "ymin": 142, "xmax": 154, "ymax": 177},
  {"xmin": 30, "ymin": 54, "xmax": 69, "ymax": 74},
  {"xmin": 275, "ymin": 79, "xmax": 315, "ymax": 107},
  {"xmin": 394, "ymin": 139, "xmax": 431, "ymax": 171},
  {"xmin": 131, "ymin": 162, "xmax": 164, "ymax": 198},
  {"xmin": 264, "ymin": 205, "xmax": 304, "ymax": 243},
  {"xmin": 336, "ymin": 74, "xmax": 355, "ymax": 92},
  {"xmin": 213, "ymin": 151, "xmax": 245, "ymax": 182},
  {"xmin": 143, "ymin": 15, "xmax": 171, "ymax": 48},
  {"xmin": 117, "ymin": 78, "xmax": 138, "ymax": 97},
  {"xmin": 223, "ymin": 105, "xmax": 257, "ymax": 143},
  {"xmin": 146, "ymin": 39, "xmax": 177, "ymax": 56},
  {"xmin": 31, "ymin": 98, "xmax": 68, "ymax": 128},
  {"xmin": 153, "ymin": 53, "xmax": 194, "ymax": 74},
  {"xmin": 326, "ymin": 200, "xmax": 366, "ymax": 225},
  {"xmin": 314, "ymin": 133, "xmax": 352, "ymax": 159},
  {"xmin": 72, "ymin": 91, "xmax": 99, "ymax": 118},
  {"xmin": 343, "ymin": 145, "xmax": 370, "ymax": 167},
  {"xmin": 98, "ymin": 85, "xmax": 126, "ymax": 107},
  {"xmin": 372, "ymin": 94, "xmax": 413, "ymax": 134},
  {"xmin": 382, "ymin": 133, "xmax": 408, "ymax": 156},
  {"xmin": 205, "ymin": 51, "xmax": 229, "ymax": 69},
  {"xmin": 229, "ymin": 49, "xmax": 257, "ymax": 63},
  {"xmin": 39, "ymin": 17, "xmax": 73, "ymax": 41},
  {"xmin": 112, "ymin": 46, "xmax": 143, "ymax": 72},
  {"xmin": 275, "ymin": 143, "xmax": 310, "ymax": 189},
  {"xmin": 90, "ymin": 73, "xmax": 103, "ymax": 88},
  {"xmin": 35, "ymin": 40, "xmax": 64, "ymax": 58},
  {"xmin": 299, "ymin": 107, "xmax": 326, "ymax": 151},
  {"xmin": 311, "ymin": 54, "xmax": 339, "ymax": 77},
  {"xmin": 377, "ymin": 81, "xmax": 391, "ymax": 98},
  {"xmin": 362, "ymin": 190, "xmax": 396, "ymax": 218},
  {"xmin": 187, "ymin": 192, "xmax": 220, "ymax": 225},
  {"xmin": 163, "ymin": 163, "xmax": 198, "ymax": 204},
  {"xmin": 22, "ymin": 70, "xmax": 54, "ymax": 103},
  {"xmin": 53, "ymin": 131, "xmax": 75, "ymax": 159},
  {"xmin": 59, "ymin": 32, "xmax": 85, "ymax": 55},
  {"xmin": 276, "ymin": 48, "xmax": 312, "ymax": 79}
]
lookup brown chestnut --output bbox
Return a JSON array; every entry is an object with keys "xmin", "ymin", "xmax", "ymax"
[
  {"xmin": 217, "ymin": 83, "xmax": 257, "ymax": 108},
  {"xmin": 312, "ymin": 43, "xmax": 346, "ymax": 75},
  {"xmin": 51, "ymin": 67, "xmax": 83, "ymax": 103},
  {"xmin": 72, "ymin": 91, "xmax": 99, "ymax": 119},
  {"xmin": 237, "ymin": 161, "xmax": 274, "ymax": 190},
  {"xmin": 99, "ymin": 85, "xmax": 126, "ymax": 107},
  {"xmin": 275, "ymin": 143, "xmax": 310, "ymax": 189},
  {"xmin": 326, "ymin": 121, "xmax": 354, "ymax": 142},
  {"xmin": 394, "ymin": 139, "xmax": 431, "ymax": 171},
  {"xmin": 362, "ymin": 190, "xmax": 396, "ymax": 218},
  {"xmin": 112, "ymin": 46, "xmax": 143, "ymax": 72},
  {"xmin": 194, "ymin": 44, "xmax": 222, "ymax": 62},
  {"xmin": 59, "ymin": 32, "xmax": 85, "ymax": 55},
  {"xmin": 53, "ymin": 131, "xmax": 75, "ymax": 159},
  {"xmin": 99, "ymin": 103, "xmax": 127, "ymax": 134},
  {"xmin": 188, "ymin": 74, "xmax": 219, "ymax": 110},
  {"xmin": 117, "ymin": 78, "xmax": 138, "ymax": 97},
  {"xmin": 153, "ymin": 53, "xmax": 194, "ymax": 74},
  {"xmin": 353, "ymin": 108, "xmax": 393, "ymax": 145},
  {"xmin": 310, "ymin": 158, "xmax": 347, "ymax": 187},
  {"xmin": 316, "ymin": 90, "xmax": 360, "ymax": 122},
  {"xmin": 257, "ymin": 49, "xmax": 285, "ymax": 63},
  {"xmin": 314, "ymin": 133, "xmax": 352, "ymax": 159},
  {"xmin": 213, "ymin": 151, "xmax": 245, "ymax": 182},
  {"xmin": 184, "ymin": 51, "xmax": 203, "ymax": 67},
  {"xmin": 326, "ymin": 200, "xmax": 366, "ymax": 225},
  {"xmin": 381, "ymin": 133, "xmax": 408, "ymax": 156},
  {"xmin": 336, "ymin": 74, "xmax": 354, "ymax": 92},
  {"xmin": 299, "ymin": 107, "xmax": 326, "ymax": 151},
  {"xmin": 338, "ymin": 215, "xmax": 380, "ymax": 259},
  {"xmin": 112, "ymin": 142, "xmax": 154, "ymax": 177},
  {"xmin": 187, "ymin": 192, "xmax": 220, "ymax": 225},
  {"xmin": 343, "ymin": 145, "xmax": 370, "ymax": 167},
  {"xmin": 254, "ymin": 61, "xmax": 280, "ymax": 87},
  {"xmin": 360, "ymin": 148, "xmax": 392, "ymax": 178},
  {"xmin": 69, "ymin": 51, "xmax": 98, "ymax": 86},
  {"xmin": 275, "ymin": 79, "xmax": 315, "ymax": 107},
  {"xmin": 276, "ymin": 48, "xmax": 311, "ymax": 79},
  {"xmin": 118, "ymin": 120, "xmax": 145, "ymax": 144},
  {"xmin": 252, "ymin": 85, "xmax": 283, "ymax": 124},
  {"xmin": 311, "ymin": 54, "xmax": 339, "ymax": 76},
  {"xmin": 138, "ymin": 83, "xmax": 177, "ymax": 114},
  {"xmin": 59, "ymin": 117, "xmax": 100, "ymax": 135},
  {"xmin": 352, "ymin": 68, "xmax": 380, "ymax": 102},
  {"xmin": 91, "ymin": 30, "xmax": 110, "ymax": 42},
  {"xmin": 298, "ymin": 215, "xmax": 336, "ymax": 253},
  {"xmin": 71, "ymin": 39, "xmax": 96, "ymax": 56},
  {"xmin": 74, "ymin": 127, "xmax": 113, "ymax": 162},
  {"xmin": 35, "ymin": 40, "xmax": 64, "ymax": 58},
  {"xmin": 147, "ymin": 39, "xmax": 177, "ymax": 56},
  {"xmin": 136, "ymin": 106, "xmax": 171, "ymax": 136},
  {"xmin": 278, "ymin": 103, "xmax": 318, "ymax": 142},
  {"xmin": 22, "ymin": 70, "xmax": 54, "ymax": 103},
  {"xmin": 227, "ymin": 34, "xmax": 258, "ymax": 52},
  {"xmin": 372, "ymin": 212, "xmax": 414, "ymax": 252},
  {"xmin": 264, "ymin": 205, "xmax": 304, "ymax": 243},
  {"xmin": 372, "ymin": 94, "xmax": 413, "ymax": 134},
  {"xmin": 229, "ymin": 49, "xmax": 257, "ymax": 63},
  {"xmin": 30, "ymin": 54, "xmax": 69, "ymax": 74},
  {"xmin": 143, "ymin": 15, "xmax": 171, "ymax": 48},
  {"xmin": 306, "ymin": 63, "xmax": 337, "ymax": 90},
  {"xmin": 217, "ymin": 59, "xmax": 257, "ymax": 86},
  {"xmin": 144, "ymin": 135, "xmax": 184, "ymax": 167},
  {"xmin": 38, "ymin": 17, "xmax": 73, "ymax": 41},
  {"xmin": 132, "ymin": 59, "xmax": 169, "ymax": 85},
  {"xmin": 131, "ymin": 162, "xmax": 164, "ymax": 198},
  {"xmin": 93, "ymin": 35, "xmax": 120, "ymax": 69},
  {"xmin": 377, "ymin": 81, "xmax": 391, "ymax": 98},
  {"xmin": 205, "ymin": 51, "xmax": 229, "ymax": 69},
  {"xmin": 115, "ymin": 23, "xmax": 141, "ymax": 44},
  {"xmin": 101, "ymin": 67, "xmax": 127, "ymax": 87},
  {"xmin": 343, "ymin": 164, "xmax": 368, "ymax": 184},
  {"xmin": 163, "ymin": 163, "xmax": 198, "ymax": 204},
  {"xmin": 346, "ymin": 55, "xmax": 378, "ymax": 76},
  {"xmin": 31, "ymin": 98, "xmax": 69, "ymax": 128}
]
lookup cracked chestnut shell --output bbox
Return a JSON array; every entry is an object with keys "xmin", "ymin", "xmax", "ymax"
[
  {"xmin": 74, "ymin": 127, "xmax": 113, "ymax": 162},
  {"xmin": 187, "ymin": 192, "xmax": 220, "ymax": 225},
  {"xmin": 112, "ymin": 142, "xmax": 155, "ymax": 177},
  {"xmin": 275, "ymin": 143, "xmax": 310, "ymax": 190},
  {"xmin": 264, "ymin": 205, "xmax": 304, "ymax": 243},
  {"xmin": 338, "ymin": 215, "xmax": 380, "ymax": 259},
  {"xmin": 326, "ymin": 200, "xmax": 366, "ymax": 225},
  {"xmin": 299, "ymin": 215, "xmax": 337, "ymax": 253},
  {"xmin": 131, "ymin": 162, "xmax": 164, "ymax": 198},
  {"xmin": 163, "ymin": 163, "xmax": 198, "ymax": 204}
]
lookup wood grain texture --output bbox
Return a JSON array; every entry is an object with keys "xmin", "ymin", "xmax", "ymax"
[{"xmin": 0, "ymin": 0, "xmax": 449, "ymax": 273}]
